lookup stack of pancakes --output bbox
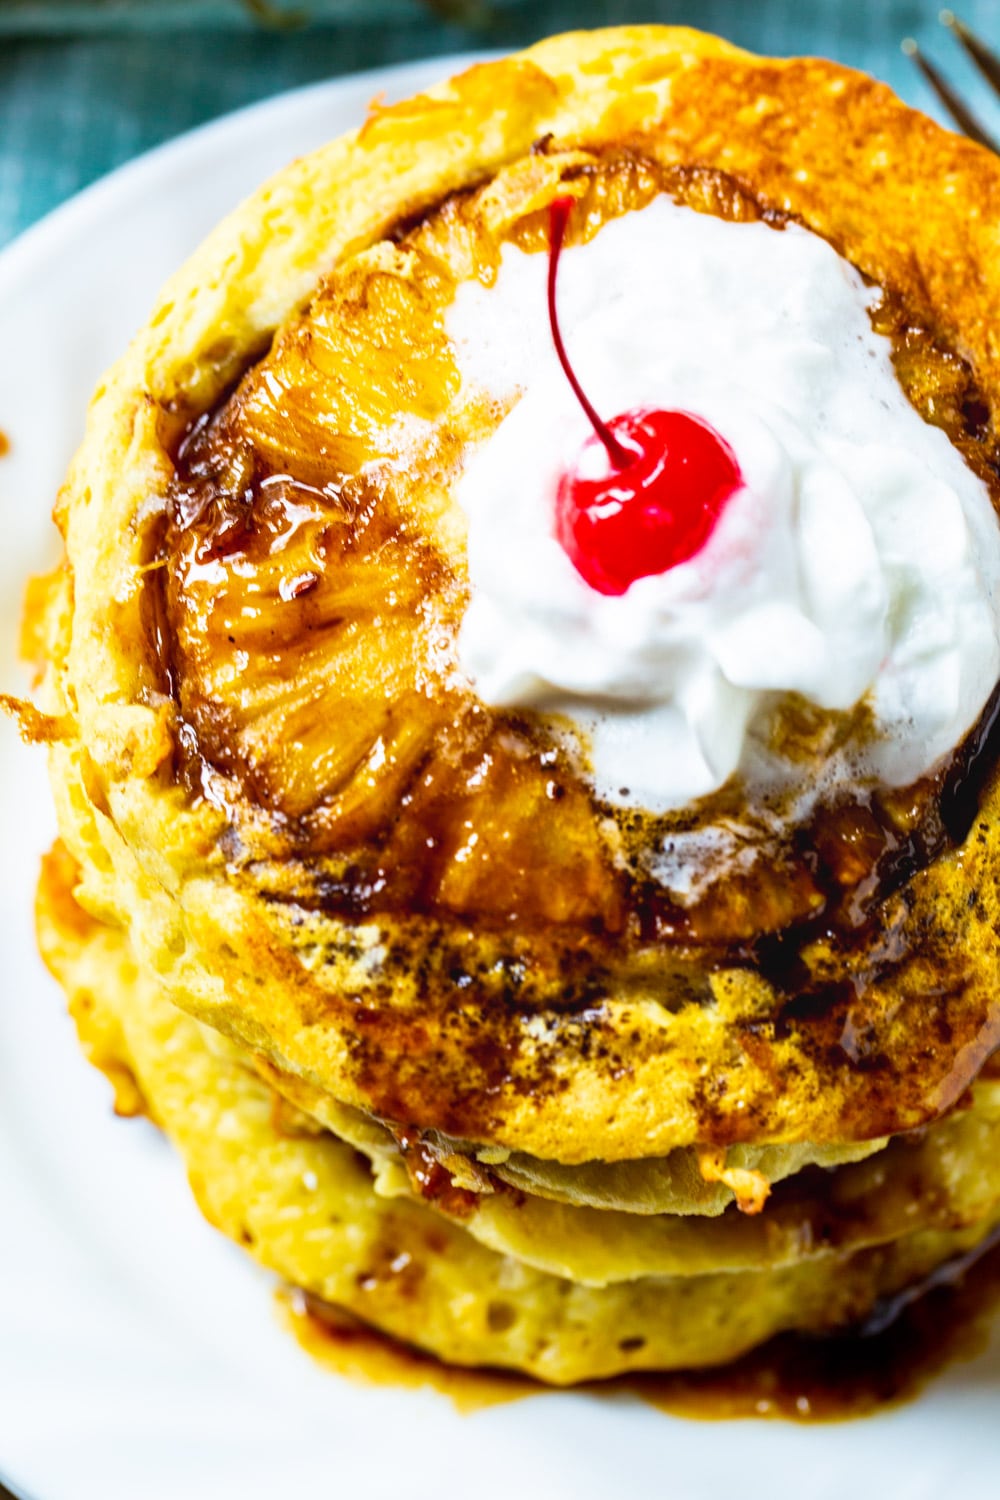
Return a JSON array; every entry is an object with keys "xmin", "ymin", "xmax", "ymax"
[{"xmin": 24, "ymin": 27, "xmax": 1000, "ymax": 1384}]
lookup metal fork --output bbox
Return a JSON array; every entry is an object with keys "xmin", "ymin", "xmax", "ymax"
[{"xmin": 903, "ymin": 11, "xmax": 1000, "ymax": 152}]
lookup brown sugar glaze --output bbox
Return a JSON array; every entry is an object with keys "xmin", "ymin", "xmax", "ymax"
[
  {"xmin": 151, "ymin": 151, "xmax": 1000, "ymax": 1149},
  {"xmin": 282, "ymin": 1221, "xmax": 1000, "ymax": 1420}
]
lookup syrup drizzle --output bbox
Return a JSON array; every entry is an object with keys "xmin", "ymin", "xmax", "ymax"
[{"xmin": 546, "ymin": 196, "xmax": 742, "ymax": 596}]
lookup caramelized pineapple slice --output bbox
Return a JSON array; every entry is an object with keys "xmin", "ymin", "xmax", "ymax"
[
  {"xmin": 236, "ymin": 244, "xmax": 461, "ymax": 485},
  {"xmin": 427, "ymin": 735, "xmax": 623, "ymax": 927},
  {"xmin": 162, "ymin": 152, "xmax": 982, "ymax": 942}
]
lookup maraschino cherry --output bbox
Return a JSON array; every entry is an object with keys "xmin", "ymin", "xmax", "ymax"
[{"xmin": 547, "ymin": 195, "xmax": 743, "ymax": 597}]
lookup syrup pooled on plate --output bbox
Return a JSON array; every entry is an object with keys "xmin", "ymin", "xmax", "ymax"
[
  {"xmin": 283, "ymin": 1220, "xmax": 1000, "ymax": 1422},
  {"xmin": 278, "ymin": 1290, "xmax": 537, "ymax": 1414},
  {"xmin": 547, "ymin": 195, "xmax": 742, "ymax": 596}
]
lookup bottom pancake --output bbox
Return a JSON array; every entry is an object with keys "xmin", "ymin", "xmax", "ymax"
[{"xmin": 36, "ymin": 841, "xmax": 1000, "ymax": 1386}]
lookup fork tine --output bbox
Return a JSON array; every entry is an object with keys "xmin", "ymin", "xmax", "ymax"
[
  {"xmin": 940, "ymin": 10, "xmax": 1000, "ymax": 98},
  {"xmin": 902, "ymin": 37, "xmax": 1000, "ymax": 152}
]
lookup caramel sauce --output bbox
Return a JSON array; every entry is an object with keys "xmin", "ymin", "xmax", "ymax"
[
  {"xmin": 278, "ymin": 1290, "xmax": 536, "ymax": 1412},
  {"xmin": 393, "ymin": 1128, "xmax": 480, "ymax": 1218},
  {"xmin": 628, "ymin": 1223, "xmax": 1000, "ymax": 1422},
  {"xmin": 282, "ymin": 1226, "xmax": 1000, "ymax": 1422}
]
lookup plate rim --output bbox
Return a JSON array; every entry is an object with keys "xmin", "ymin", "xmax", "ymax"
[{"xmin": 1, "ymin": 42, "xmax": 999, "ymax": 1500}]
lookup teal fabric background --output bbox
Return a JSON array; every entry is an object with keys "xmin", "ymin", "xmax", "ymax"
[
  {"xmin": 0, "ymin": 1, "xmax": 520, "ymax": 28},
  {"xmin": 1, "ymin": 0, "xmax": 1000, "ymax": 249}
]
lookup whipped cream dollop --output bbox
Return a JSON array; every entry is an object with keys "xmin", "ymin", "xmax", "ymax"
[{"xmin": 447, "ymin": 196, "xmax": 1000, "ymax": 811}]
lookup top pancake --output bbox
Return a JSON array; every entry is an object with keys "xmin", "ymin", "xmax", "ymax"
[{"xmin": 38, "ymin": 25, "xmax": 1000, "ymax": 1163}]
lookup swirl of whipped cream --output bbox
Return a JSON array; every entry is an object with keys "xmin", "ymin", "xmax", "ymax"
[{"xmin": 447, "ymin": 195, "xmax": 1000, "ymax": 812}]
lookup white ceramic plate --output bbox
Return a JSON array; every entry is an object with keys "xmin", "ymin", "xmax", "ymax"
[{"xmin": 1, "ymin": 57, "xmax": 998, "ymax": 1500}]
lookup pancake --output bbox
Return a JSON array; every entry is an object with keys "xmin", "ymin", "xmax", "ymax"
[
  {"xmin": 14, "ymin": 25, "xmax": 1000, "ymax": 1386},
  {"xmin": 249, "ymin": 1061, "xmax": 888, "ymax": 1220},
  {"xmin": 33, "ymin": 29, "xmax": 1000, "ymax": 1164}
]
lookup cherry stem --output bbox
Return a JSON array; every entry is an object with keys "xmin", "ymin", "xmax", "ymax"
[{"xmin": 547, "ymin": 196, "xmax": 631, "ymax": 471}]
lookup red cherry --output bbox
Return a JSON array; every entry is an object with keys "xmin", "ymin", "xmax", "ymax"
[
  {"xmin": 555, "ymin": 408, "xmax": 742, "ymax": 596},
  {"xmin": 546, "ymin": 196, "xmax": 742, "ymax": 597}
]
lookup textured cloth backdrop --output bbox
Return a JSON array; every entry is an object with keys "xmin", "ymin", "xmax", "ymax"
[
  {"xmin": 0, "ymin": 0, "xmax": 515, "ymax": 27},
  {"xmin": 1, "ymin": 0, "xmax": 999, "ymax": 246}
]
